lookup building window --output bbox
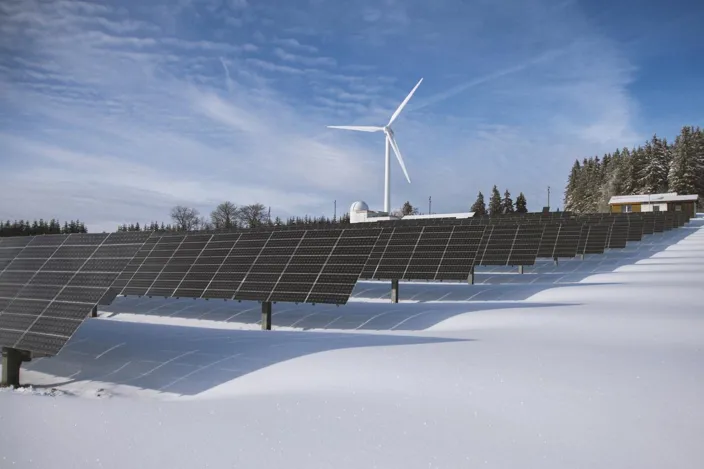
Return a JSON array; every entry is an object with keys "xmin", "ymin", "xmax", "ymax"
[{"xmin": 621, "ymin": 205, "xmax": 632, "ymax": 213}]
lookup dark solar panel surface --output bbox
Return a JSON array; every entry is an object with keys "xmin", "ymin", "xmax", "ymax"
[
  {"xmin": 583, "ymin": 224, "xmax": 610, "ymax": 254},
  {"xmin": 507, "ymin": 225, "xmax": 544, "ymax": 265},
  {"xmin": 537, "ymin": 224, "xmax": 559, "ymax": 258},
  {"xmin": 360, "ymin": 225, "xmax": 485, "ymax": 281},
  {"xmin": 0, "ymin": 232, "xmax": 151, "ymax": 356},
  {"xmin": 476, "ymin": 225, "xmax": 519, "ymax": 266},
  {"xmin": 641, "ymin": 216, "xmax": 655, "ymax": 235},
  {"xmin": 362, "ymin": 226, "xmax": 424, "ymax": 280},
  {"xmin": 434, "ymin": 225, "xmax": 485, "ymax": 280},
  {"xmin": 607, "ymin": 223, "xmax": 629, "ymax": 249},
  {"xmin": 553, "ymin": 224, "xmax": 582, "ymax": 258},
  {"xmin": 627, "ymin": 220, "xmax": 644, "ymax": 242},
  {"xmin": 116, "ymin": 228, "xmax": 382, "ymax": 306}
]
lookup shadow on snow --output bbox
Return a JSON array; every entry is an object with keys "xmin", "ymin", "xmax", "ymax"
[{"xmin": 24, "ymin": 320, "xmax": 468, "ymax": 396}]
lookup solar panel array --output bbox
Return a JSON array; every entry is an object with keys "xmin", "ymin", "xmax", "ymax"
[
  {"xmin": 111, "ymin": 228, "xmax": 382, "ymax": 305},
  {"xmin": 474, "ymin": 224, "xmax": 544, "ymax": 266},
  {"xmin": 360, "ymin": 225, "xmax": 486, "ymax": 281},
  {"xmin": 0, "ymin": 232, "xmax": 151, "ymax": 355},
  {"xmin": 0, "ymin": 209, "xmax": 692, "ymax": 360}
]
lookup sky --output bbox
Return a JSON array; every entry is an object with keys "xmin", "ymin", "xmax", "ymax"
[{"xmin": 1, "ymin": 0, "xmax": 702, "ymax": 232}]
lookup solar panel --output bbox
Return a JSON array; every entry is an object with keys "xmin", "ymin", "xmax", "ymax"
[
  {"xmin": 263, "ymin": 229, "xmax": 338, "ymax": 303},
  {"xmin": 582, "ymin": 224, "xmax": 610, "ymax": 254},
  {"xmin": 652, "ymin": 213, "xmax": 665, "ymax": 233},
  {"xmin": 475, "ymin": 224, "xmax": 519, "ymax": 266},
  {"xmin": 300, "ymin": 227, "xmax": 381, "ymax": 304},
  {"xmin": 507, "ymin": 225, "xmax": 544, "ymax": 265},
  {"xmin": 199, "ymin": 232, "xmax": 246, "ymax": 300},
  {"xmin": 606, "ymin": 222, "xmax": 629, "ymax": 249},
  {"xmin": 627, "ymin": 219, "xmax": 644, "ymax": 242},
  {"xmin": 402, "ymin": 226, "xmax": 453, "ymax": 280},
  {"xmin": 537, "ymin": 224, "xmax": 560, "ymax": 258},
  {"xmin": 434, "ymin": 225, "xmax": 485, "ymax": 281},
  {"xmin": 364, "ymin": 226, "xmax": 424, "ymax": 280},
  {"xmin": 235, "ymin": 230, "xmax": 300, "ymax": 302},
  {"xmin": 553, "ymin": 224, "xmax": 583, "ymax": 258},
  {"xmin": 117, "ymin": 233, "xmax": 184, "ymax": 297},
  {"xmin": 576, "ymin": 224, "xmax": 589, "ymax": 256},
  {"xmin": 359, "ymin": 228, "xmax": 393, "ymax": 279},
  {"xmin": 0, "ymin": 231, "xmax": 151, "ymax": 357},
  {"xmin": 641, "ymin": 215, "xmax": 655, "ymax": 235}
]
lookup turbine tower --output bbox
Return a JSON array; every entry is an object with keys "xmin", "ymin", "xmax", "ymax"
[{"xmin": 327, "ymin": 78, "xmax": 423, "ymax": 214}]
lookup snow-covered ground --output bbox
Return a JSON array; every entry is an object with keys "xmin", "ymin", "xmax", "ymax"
[{"xmin": 2, "ymin": 217, "xmax": 703, "ymax": 468}]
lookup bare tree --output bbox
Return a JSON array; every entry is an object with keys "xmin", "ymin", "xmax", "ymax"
[
  {"xmin": 210, "ymin": 201, "xmax": 238, "ymax": 229},
  {"xmin": 170, "ymin": 205, "xmax": 200, "ymax": 231},
  {"xmin": 237, "ymin": 203, "xmax": 269, "ymax": 228},
  {"xmin": 196, "ymin": 216, "xmax": 213, "ymax": 231}
]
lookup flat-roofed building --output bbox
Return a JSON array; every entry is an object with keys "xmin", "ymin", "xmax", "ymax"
[{"xmin": 608, "ymin": 192, "xmax": 699, "ymax": 217}]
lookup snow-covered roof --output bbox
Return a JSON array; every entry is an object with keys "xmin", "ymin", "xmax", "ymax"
[
  {"xmin": 608, "ymin": 193, "xmax": 699, "ymax": 204},
  {"xmin": 402, "ymin": 212, "xmax": 474, "ymax": 220}
]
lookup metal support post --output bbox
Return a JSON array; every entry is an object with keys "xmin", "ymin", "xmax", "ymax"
[
  {"xmin": 391, "ymin": 279, "xmax": 399, "ymax": 304},
  {"xmin": 1, "ymin": 347, "xmax": 30, "ymax": 388},
  {"xmin": 261, "ymin": 301, "xmax": 272, "ymax": 330},
  {"xmin": 578, "ymin": 253, "xmax": 585, "ymax": 260},
  {"xmin": 91, "ymin": 305, "xmax": 98, "ymax": 318},
  {"xmin": 468, "ymin": 266, "xmax": 475, "ymax": 285},
  {"xmin": 518, "ymin": 265, "xmax": 524, "ymax": 274}
]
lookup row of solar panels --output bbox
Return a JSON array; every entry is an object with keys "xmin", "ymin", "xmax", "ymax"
[
  {"xmin": 372, "ymin": 210, "xmax": 689, "ymax": 227},
  {"xmin": 0, "ymin": 211, "xmax": 690, "ymax": 356}
]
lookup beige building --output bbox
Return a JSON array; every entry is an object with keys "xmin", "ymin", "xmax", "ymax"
[{"xmin": 608, "ymin": 192, "xmax": 699, "ymax": 217}]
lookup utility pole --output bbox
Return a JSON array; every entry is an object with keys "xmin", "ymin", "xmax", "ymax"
[
  {"xmin": 547, "ymin": 186, "xmax": 551, "ymax": 211},
  {"xmin": 334, "ymin": 200, "xmax": 337, "ymax": 221},
  {"xmin": 428, "ymin": 196, "xmax": 432, "ymax": 215}
]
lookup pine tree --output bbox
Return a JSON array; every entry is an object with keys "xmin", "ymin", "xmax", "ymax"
[
  {"xmin": 694, "ymin": 127, "xmax": 704, "ymax": 198},
  {"xmin": 669, "ymin": 126, "xmax": 699, "ymax": 194},
  {"xmin": 488, "ymin": 185, "xmax": 502, "ymax": 215},
  {"xmin": 640, "ymin": 134, "xmax": 670, "ymax": 194},
  {"xmin": 470, "ymin": 191, "xmax": 486, "ymax": 216},
  {"xmin": 400, "ymin": 201, "xmax": 418, "ymax": 216},
  {"xmin": 515, "ymin": 193, "xmax": 528, "ymax": 213},
  {"xmin": 619, "ymin": 147, "xmax": 635, "ymax": 194},
  {"xmin": 501, "ymin": 190, "xmax": 514, "ymax": 214},
  {"xmin": 564, "ymin": 160, "xmax": 581, "ymax": 211}
]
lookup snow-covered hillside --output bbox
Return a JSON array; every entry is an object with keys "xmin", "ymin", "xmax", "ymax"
[{"xmin": 1, "ymin": 217, "xmax": 703, "ymax": 469}]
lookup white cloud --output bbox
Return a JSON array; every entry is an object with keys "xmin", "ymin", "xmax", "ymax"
[
  {"xmin": 270, "ymin": 37, "xmax": 318, "ymax": 53},
  {"xmin": 273, "ymin": 48, "xmax": 336, "ymax": 67}
]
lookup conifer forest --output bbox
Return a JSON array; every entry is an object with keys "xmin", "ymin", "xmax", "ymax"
[{"xmin": 564, "ymin": 125, "xmax": 704, "ymax": 213}]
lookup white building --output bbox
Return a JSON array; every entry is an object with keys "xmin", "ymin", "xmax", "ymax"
[{"xmin": 349, "ymin": 201, "xmax": 474, "ymax": 224}]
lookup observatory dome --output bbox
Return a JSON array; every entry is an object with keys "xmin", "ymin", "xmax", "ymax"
[{"xmin": 350, "ymin": 201, "xmax": 369, "ymax": 212}]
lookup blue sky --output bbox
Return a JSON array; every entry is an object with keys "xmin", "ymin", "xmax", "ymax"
[{"xmin": 1, "ymin": 0, "xmax": 702, "ymax": 232}]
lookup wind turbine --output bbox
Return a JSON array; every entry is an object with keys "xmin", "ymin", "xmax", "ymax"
[{"xmin": 327, "ymin": 78, "xmax": 423, "ymax": 214}]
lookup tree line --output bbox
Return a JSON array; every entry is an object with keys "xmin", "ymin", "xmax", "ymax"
[
  {"xmin": 116, "ymin": 202, "xmax": 352, "ymax": 233},
  {"xmin": 470, "ymin": 186, "xmax": 528, "ymax": 216},
  {"xmin": 0, "ymin": 219, "xmax": 87, "ymax": 237},
  {"xmin": 564, "ymin": 125, "xmax": 704, "ymax": 213}
]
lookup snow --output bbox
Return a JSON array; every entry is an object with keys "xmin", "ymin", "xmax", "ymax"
[
  {"xmin": 608, "ymin": 192, "xmax": 699, "ymax": 204},
  {"xmin": 2, "ymin": 218, "xmax": 704, "ymax": 468}
]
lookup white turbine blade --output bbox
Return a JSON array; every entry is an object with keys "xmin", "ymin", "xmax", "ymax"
[
  {"xmin": 387, "ymin": 78, "xmax": 423, "ymax": 126},
  {"xmin": 387, "ymin": 134, "xmax": 411, "ymax": 184},
  {"xmin": 327, "ymin": 125, "xmax": 384, "ymax": 132}
]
